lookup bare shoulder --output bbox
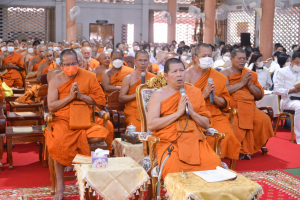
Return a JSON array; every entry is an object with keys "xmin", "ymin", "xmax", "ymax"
[
  {"xmin": 150, "ymin": 87, "xmax": 166, "ymax": 102},
  {"xmin": 220, "ymin": 68, "xmax": 231, "ymax": 77}
]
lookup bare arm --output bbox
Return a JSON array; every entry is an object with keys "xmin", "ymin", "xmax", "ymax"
[
  {"xmin": 36, "ymin": 62, "xmax": 45, "ymax": 83},
  {"xmin": 28, "ymin": 59, "xmax": 35, "ymax": 73},
  {"xmin": 119, "ymin": 75, "xmax": 136, "ymax": 103},
  {"xmin": 101, "ymin": 70, "xmax": 121, "ymax": 92},
  {"xmin": 248, "ymin": 81, "xmax": 262, "ymax": 100},
  {"xmin": 202, "ymin": 82, "xmax": 227, "ymax": 108}
]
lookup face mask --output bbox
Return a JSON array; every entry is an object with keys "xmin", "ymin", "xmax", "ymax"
[
  {"xmin": 27, "ymin": 48, "xmax": 34, "ymax": 53},
  {"xmin": 133, "ymin": 46, "xmax": 139, "ymax": 51},
  {"xmin": 20, "ymin": 47, "xmax": 25, "ymax": 50},
  {"xmin": 285, "ymin": 62, "xmax": 291, "ymax": 67},
  {"xmin": 223, "ymin": 56, "xmax": 230, "ymax": 62},
  {"xmin": 145, "ymin": 49, "xmax": 149, "ymax": 52},
  {"xmin": 112, "ymin": 59, "xmax": 123, "ymax": 68},
  {"xmin": 294, "ymin": 47, "xmax": 298, "ymax": 51},
  {"xmin": 53, "ymin": 47, "xmax": 60, "ymax": 52},
  {"xmin": 1, "ymin": 47, "xmax": 7, "ymax": 52},
  {"xmin": 198, "ymin": 57, "xmax": 213, "ymax": 69},
  {"xmin": 55, "ymin": 57, "xmax": 60, "ymax": 64},
  {"xmin": 150, "ymin": 47, "xmax": 154, "ymax": 51},
  {"xmin": 48, "ymin": 47, "xmax": 53, "ymax": 51},
  {"xmin": 124, "ymin": 50, "xmax": 128, "ymax": 54},
  {"xmin": 292, "ymin": 65, "xmax": 300, "ymax": 72},
  {"xmin": 107, "ymin": 48, "xmax": 113, "ymax": 53},
  {"xmin": 7, "ymin": 46, "xmax": 14, "ymax": 52},
  {"xmin": 257, "ymin": 61, "xmax": 264, "ymax": 68},
  {"xmin": 14, "ymin": 46, "xmax": 19, "ymax": 49},
  {"xmin": 181, "ymin": 55, "xmax": 187, "ymax": 61},
  {"xmin": 84, "ymin": 57, "xmax": 91, "ymax": 62},
  {"xmin": 75, "ymin": 48, "xmax": 81, "ymax": 51},
  {"xmin": 64, "ymin": 64, "xmax": 79, "ymax": 76}
]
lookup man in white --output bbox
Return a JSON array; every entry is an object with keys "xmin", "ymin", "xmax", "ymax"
[
  {"xmin": 213, "ymin": 49, "xmax": 231, "ymax": 69},
  {"xmin": 274, "ymin": 52, "xmax": 300, "ymax": 145}
]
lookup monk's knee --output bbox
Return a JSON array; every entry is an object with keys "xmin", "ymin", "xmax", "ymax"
[{"xmin": 88, "ymin": 137, "xmax": 105, "ymax": 144}]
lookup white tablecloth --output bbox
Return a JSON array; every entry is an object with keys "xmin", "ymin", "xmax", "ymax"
[{"xmin": 256, "ymin": 92, "xmax": 280, "ymax": 117}]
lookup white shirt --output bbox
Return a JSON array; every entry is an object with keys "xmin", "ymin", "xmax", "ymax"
[
  {"xmin": 150, "ymin": 55, "xmax": 157, "ymax": 63},
  {"xmin": 256, "ymin": 67, "xmax": 273, "ymax": 88},
  {"xmin": 273, "ymin": 66, "xmax": 300, "ymax": 105},
  {"xmin": 127, "ymin": 51, "xmax": 136, "ymax": 57},
  {"xmin": 269, "ymin": 61, "xmax": 280, "ymax": 73},
  {"xmin": 213, "ymin": 59, "xmax": 225, "ymax": 68},
  {"xmin": 158, "ymin": 63, "xmax": 164, "ymax": 71}
]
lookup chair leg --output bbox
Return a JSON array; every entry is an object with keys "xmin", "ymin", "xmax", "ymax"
[
  {"xmin": 7, "ymin": 137, "xmax": 13, "ymax": 170},
  {"xmin": 274, "ymin": 116, "xmax": 281, "ymax": 136},
  {"xmin": 48, "ymin": 155, "xmax": 56, "ymax": 195},
  {"xmin": 291, "ymin": 117, "xmax": 294, "ymax": 143},
  {"xmin": 0, "ymin": 137, "xmax": 3, "ymax": 171},
  {"xmin": 230, "ymin": 159, "xmax": 237, "ymax": 170},
  {"xmin": 39, "ymin": 143, "xmax": 43, "ymax": 162}
]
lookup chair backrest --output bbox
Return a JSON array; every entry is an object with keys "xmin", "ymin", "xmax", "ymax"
[
  {"xmin": 40, "ymin": 73, "xmax": 48, "ymax": 85},
  {"xmin": 124, "ymin": 56, "xmax": 135, "ymax": 68},
  {"xmin": 107, "ymin": 90, "xmax": 125, "ymax": 111}
]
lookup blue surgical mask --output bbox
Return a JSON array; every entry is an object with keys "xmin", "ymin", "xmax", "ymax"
[
  {"xmin": 55, "ymin": 57, "xmax": 60, "ymax": 64},
  {"xmin": 48, "ymin": 47, "xmax": 53, "ymax": 51}
]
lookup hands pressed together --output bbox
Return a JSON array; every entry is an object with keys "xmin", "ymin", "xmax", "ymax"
[
  {"xmin": 176, "ymin": 94, "xmax": 195, "ymax": 117},
  {"xmin": 241, "ymin": 71, "xmax": 253, "ymax": 87},
  {"xmin": 70, "ymin": 82, "xmax": 83, "ymax": 100},
  {"xmin": 203, "ymin": 82, "xmax": 216, "ymax": 99}
]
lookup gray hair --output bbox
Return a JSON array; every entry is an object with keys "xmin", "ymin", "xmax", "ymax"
[
  {"xmin": 193, "ymin": 43, "xmax": 212, "ymax": 57},
  {"xmin": 44, "ymin": 49, "xmax": 53, "ymax": 54},
  {"xmin": 231, "ymin": 48, "xmax": 246, "ymax": 58}
]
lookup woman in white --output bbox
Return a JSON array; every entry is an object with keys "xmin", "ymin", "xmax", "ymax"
[
  {"xmin": 277, "ymin": 54, "xmax": 291, "ymax": 69},
  {"xmin": 269, "ymin": 51, "xmax": 282, "ymax": 72},
  {"xmin": 213, "ymin": 49, "xmax": 231, "ymax": 69},
  {"xmin": 150, "ymin": 46, "xmax": 161, "ymax": 63}
]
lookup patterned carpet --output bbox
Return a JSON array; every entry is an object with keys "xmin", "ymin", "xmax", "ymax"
[{"xmin": 0, "ymin": 170, "xmax": 299, "ymax": 200}]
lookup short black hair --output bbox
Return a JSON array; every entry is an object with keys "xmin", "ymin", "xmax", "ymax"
[
  {"xmin": 231, "ymin": 48, "xmax": 246, "ymax": 58},
  {"xmin": 82, "ymin": 41, "xmax": 89, "ymax": 46},
  {"xmin": 21, "ymin": 39, "xmax": 27, "ymax": 43},
  {"xmin": 275, "ymin": 45, "xmax": 283, "ymax": 50},
  {"xmin": 135, "ymin": 50, "xmax": 149, "ymax": 60},
  {"xmin": 133, "ymin": 41, "xmax": 139, "ymax": 45},
  {"xmin": 180, "ymin": 41, "xmax": 185, "ymax": 44},
  {"xmin": 143, "ymin": 43, "xmax": 150, "ymax": 50},
  {"xmin": 164, "ymin": 58, "xmax": 185, "ymax": 74},
  {"xmin": 219, "ymin": 42, "xmax": 225, "ymax": 46},
  {"xmin": 116, "ymin": 43, "xmax": 121, "ymax": 48},
  {"xmin": 273, "ymin": 51, "xmax": 282, "ymax": 58},
  {"xmin": 172, "ymin": 40, "xmax": 177, "ymax": 44},
  {"xmin": 292, "ymin": 45, "xmax": 298, "ymax": 49},
  {"xmin": 292, "ymin": 52, "xmax": 300, "ymax": 61},
  {"xmin": 7, "ymin": 40, "xmax": 13, "ymax": 44},
  {"xmin": 274, "ymin": 43, "xmax": 282, "ymax": 48},
  {"xmin": 162, "ymin": 46, "xmax": 170, "ymax": 52},
  {"xmin": 278, "ymin": 54, "xmax": 290, "ymax": 68},
  {"xmin": 33, "ymin": 40, "xmax": 40, "ymax": 47},
  {"xmin": 60, "ymin": 49, "xmax": 78, "ymax": 64},
  {"xmin": 221, "ymin": 48, "xmax": 231, "ymax": 56},
  {"xmin": 111, "ymin": 49, "xmax": 124, "ymax": 58},
  {"xmin": 193, "ymin": 43, "xmax": 212, "ymax": 57}
]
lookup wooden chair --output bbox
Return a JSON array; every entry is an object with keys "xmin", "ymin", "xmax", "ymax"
[
  {"xmin": 136, "ymin": 74, "xmax": 225, "ymax": 200},
  {"xmin": 274, "ymin": 95, "xmax": 295, "ymax": 143},
  {"xmin": 124, "ymin": 56, "xmax": 135, "ymax": 68},
  {"xmin": 40, "ymin": 73, "xmax": 48, "ymax": 85}
]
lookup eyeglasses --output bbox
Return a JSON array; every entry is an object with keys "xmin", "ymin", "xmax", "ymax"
[
  {"xmin": 62, "ymin": 62, "xmax": 78, "ymax": 67},
  {"xmin": 237, "ymin": 58, "xmax": 247, "ymax": 61},
  {"xmin": 137, "ymin": 59, "xmax": 149, "ymax": 63}
]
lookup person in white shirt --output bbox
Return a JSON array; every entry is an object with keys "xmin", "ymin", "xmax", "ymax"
[
  {"xmin": 269, "ymin": 51, "xmax": 282, "ymax": 73},
  {"xmin": 274, "ymin": 52, "xmax": 300, "ymax": 145},
  {"xmin": 213, "ymin": 49, "xmax": 231, "ymax": 69},
  {"xmin": 169, "ymin": 44, "xmax": 175, "ymax": 53},
  {"xmin": 150, "ymin": 46, "xmax": 161, "ymax": 63},
  {"xmin": 248, "ymin": 53, "xmax": 272, "ymax": 89},
  {"xmin": 127, "ymin": 41, "xmax": 139, "ymax": 57},
  {"xmin": 277, "ymin": 54, "xmax": 291, "ymax": 69}
]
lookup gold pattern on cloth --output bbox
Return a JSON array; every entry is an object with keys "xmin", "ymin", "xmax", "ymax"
[
  {"xmin": 165, "ymin": 171, "xmax": 263, "ymax": 200},
  {"xmin": 112, "ymin": 138, "xmax": 144, "ymax": 164},
  {"xmin": 74, "ymin": 157, "xmax": 150, "ymax": 200}
]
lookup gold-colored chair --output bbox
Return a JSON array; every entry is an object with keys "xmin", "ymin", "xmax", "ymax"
[{"xmin": 136, "ymin": 74, "xmax": 225, "ymax": 200}]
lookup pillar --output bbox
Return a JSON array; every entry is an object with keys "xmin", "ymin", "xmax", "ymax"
[
  {"xmin": 66, "ymin": 0, "xmax": 76, "ymax": 42},
  {"xmin": 203, "ymin": 0, "xmax": 216, "ymax": 45},
  {"xmin": 167, "ymin": 0, "xmax": 177, "ymax": 44},
  {"xmin": 259, "ymin": 0, "xmax": 275, "ymax": 59}
]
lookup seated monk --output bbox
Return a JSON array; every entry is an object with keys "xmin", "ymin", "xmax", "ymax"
[
  {"xmin": 36, "ymin": 50, "xmax": 56, "ymax": 83},
  {"xmin": 147, "ymin": 53, "xmax": 159, "ymax": 74},
  {"xmin": 24, "ymin": 40, "xmax": 40, "ymax": 63},
  {"xmin": 119, "ymin": 50, "xmax": 156, "ymax": 131},
  {"xmin": 46, "ymin": 49, "xmax": 109, "ymax": 199},
  {"xmin": 81, "ymin": 46, "xmax": 100, "ymax": 70},
  {"xmin": 13, "ymin": 39, "xmax": 20, "ymax": 52},
  {"xmin": 96, "ymin": 43, "xmax": 105, "ymax": 60},
  {"xmin": 1, "ymin": 41, "xmax": 25, "ymax": 87},
  {"xmin": 147, "ymin": 58, "xmax": 221, "ymax": 179},
  {"xmin": 221, "ymin": 48, "xmax": 274, "ymax": 160},
  {"xmin": 47, "ymin": 57, "xmax": 63, "ymax": 84},
  {"xmin": 0, "ymin": 79, "xmax": 5, "ymax": 102},
  {"xmin": 28, "ymin": 44, "xmax": 46, "ymax": 73},
  {"xmin": 101, "ymin": 49, "xmax": 135, "ymax": 96},
  {"xmin": 93, "ymin": 51, "xmax": 111, "ymax": 83},
  {"xmin": 185, "ymin": 44, "xmax": 241, "ymax": 160},
  {"xmin": 15, "ymin": 39, "xmax": 27, "ymax": 55}
]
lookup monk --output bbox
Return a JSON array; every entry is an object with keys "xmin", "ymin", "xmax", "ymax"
[
  {"xmin": 15, "ymin": 39, "xmax": 27, "ymax": 54},
  {"xmin": 147, "ymin": 58, "xmax": 221, "ymax": 179},
  {"xmin": 119, "ymin": 50, "xmax": 156, "ymax": 131},
  {"xmin": 24, "ymin": 40, "xmax": 40, "ymax": 63},
  {"xmin": 46, "ymin": 49, "xmax": 109, "ymax": 199},
  {"xmin": 221, "ymin": 48, "xmax": 274, "ymax": 160},
  {"xmin": 0, "ymin": 79, "xmax": 5, "ymax": 102},
  {"xmin": 185, "ymin": 43, "xmax": 241, "ymax": 160},
  {"xmin": 105, "ymin": 43, "xmax": 113, "ymax": 53},
  {"xmin": 36, "ymin": 50, "xmax": 56, "ymax": 83},
  {"xmin": 82, "ymin": 41, "xmax": 90, "ymax": 47},
  {"xmin": 63, "ymin": 42, "xmax": 71, "ymax": 49},
  {"xmin": 73, "ymin": 43, "xmax": 80, "ymax": 51},
  {"xmin": 81, "ymin": 47, "xmax": 100, "ymax": 70},
  {"xmin": 13, "ymin": 40, "xmax": 20, "ymax": 52},
  {"xmin": 28, "ymin": 44, "xmax": 46, "ymax": 72},
  {"xmin": 101, "ymin": 49, "xmax": 135, "ymax": 96},
  {"xmin": 93, "ymin": 51, "xmax": 111, "ymax": 83},
  {"xmin": 1, "ymin": 41, "xmax": 24, "ymax": 87}
]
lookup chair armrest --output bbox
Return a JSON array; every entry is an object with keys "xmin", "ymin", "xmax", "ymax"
[
  {"xmin": 0, "ymin": 102, "xmax": 7, "ymax": 115},
  {"xmin": 118, "ymin": 111, "xmax": 126, "ymax": 133},
  {"xmin": 109, "ymin": 110, "xmax": 119, "ymax": 133},
  {"xmin": 0, "ymin": 113, "xmax": 6, "ymax": 134},
  {"xmin": 258, "ymin": 106, "xmax": 274, "ymax": 120},
  {"xmin": 45, "ymin": 113, "xmax": 53, "ymax": 132},
  {"xmin": 139, "ymin": 134, "xmax": 160, "ymax": 166},
  {"xmin": 204, "ymin": 129, "xmax": 225, "ymax": 158}
]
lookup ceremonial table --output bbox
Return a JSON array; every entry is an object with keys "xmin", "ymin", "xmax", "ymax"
[
  {"xmin": 256, "ymin": 90, "xmax": 280, "ymax": 117},
  {"xmin": 165, "ymin": 171, "xmax": 263, "ymax": 200},
  {"xmin": 111, "ymin": 138, "xmax": 144, "ymax": 164},
  {"xmin": 74, "ymin": 157, "xmax": 150, "ymax": 200}
]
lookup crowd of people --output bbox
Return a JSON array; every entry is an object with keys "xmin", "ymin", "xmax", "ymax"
[{"xmin": 0, "ymin": 37, "xmax": 299, "ymax": 199}]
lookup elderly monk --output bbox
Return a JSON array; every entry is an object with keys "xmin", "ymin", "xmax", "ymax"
[
  {"xmin": 81, "ymin": 46, "xmax": 100, "ymax": 71},
  {"xmin": 13, "ymin": 40, "xmax": 20, "ymax": 51},
  {"xmin": 46, "ymin": 49, "xmax": 109, "ymax": 199},
  {"xmin": 147, "ymin": 58, "xmax": 221, "ymax": 179},
  {"xmin": 36, "ymin": 50, "xmax": 56, "ymax": 83},
  {"xmin": 28, "ymin": 44, "xmax": 46, "ymax": 73},
  {"xmin": 24, "ymin": 40, "xmax": 40, "ymax": 63},
  {"xmin": 82, "ymin": 41, "xmax": 90, "ymax": 47},
  {"xmin": 1, "ymin": 41, "xmax": 24, "ymax": 87},
  {"xmin": 185, "ymin": 43, "xmax": 241, "ymax": 160},
  {"xmin": 73, "ymin": 43, "xmax": 80, "ymax": 51},
  {"xmin": 93, "ymin": 51, "xmax": 111, "ymax": 83},
  {"xmin": 54, "ymin": 50, "xmax": 61, "ymax": 60},
  {"xmin": 105, "ymin": 43, "xmax": 113, "ymax": 53},
  {"xmin": 119, "ymin": 50, "xmax": 156, "ymax": 131},
  {"xmin": 221, "ymin": 49, "xmax": 274, "ymax": 160},
  {"xmin": 101, "ymin": 49, "xmax": 135, "ymax": 96}
]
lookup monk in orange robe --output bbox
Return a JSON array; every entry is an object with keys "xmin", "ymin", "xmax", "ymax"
[
  {"xmin": 46, "ymin": 49, "xmax": 109, "ymax": 199},
  {"xmin": 28, "ymin": 44, "xmax": 46, "ymax": 72},
  {"xmin": 14, "ymin": 39, "xmax": 27, "ymax": 54},
  {"xmin": 221, "ymin": 49, "xmax": 274, "ymax": 160},
  {"xmin": 120, "ymin": 50, "xmax": 156, "ymax": 131},
  {"xmin": 81, "ymin": 46, "xmax": 100, "ymax": 70},
  {"xmin": 101, "ymin": 49, "xmax": 135, "ymax": 97},
  {"xmin": 36, "ymin": 50, "xmax": 56, "ymax": 83},
  {"xmin": 93, "ymin": 51, "xmax": 111, "ymax": 83},
  {"xmin": 24, "ymin": 40, "xmax": 40, "ymax": 63},
  {"xmin": 185, "ymin": 44, "xmax": 241, "ymax": 160},
  {"xmin": 1, "ymin": 41, "xmax": 25, "ymax": 87},
  {"xmin": 0, "ymin": 79, "xmax": 5, "ymax": 102},
  {"xmin": 148, "ymin": 58, "xmax": 221, "ymax": 179}
]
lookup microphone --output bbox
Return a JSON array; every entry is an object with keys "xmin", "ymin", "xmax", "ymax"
[
  {"xmin": 141, "ymin": 72, "xmax": 146, "ymax": 84},
  {"xmin": 179, "ymin": 88, "xmax": 189, "ymax": 115},
  {"xmin": 208, "ymin": 78, "xmax": 214, "ymax": 103}
]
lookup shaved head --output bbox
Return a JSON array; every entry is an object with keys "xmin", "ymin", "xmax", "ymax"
[
  {"xmin": 37, "ymin": 44, "xmax": 46, "ymax": 50},
  {"xmin": 75, "ymin": 51, "xmax": 84, "ymax": 68},
  {"xmin": 81, "ymin": 46, "xmax": 92, "ymax": 60},
  {"xmin": 99, "ymin": 51, "xmax": 111, "ymax": 67}
]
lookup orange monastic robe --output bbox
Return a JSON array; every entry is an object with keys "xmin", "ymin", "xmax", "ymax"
[
  {"xmin": 34, "ymin": 58, "xmax": 46, "ymax": 71},
  {"xmin": 2, "ymin": 53, "xmax": 24, "ymax": 87},
  {"xmin": 29, "ymin": 55, "xmax": 37, "ymax": 61},
  {"xmin": 124, "ymin": 72, "xmax": 156, "ymax": 131},
  {"xmin": 153, "ymin": 84, "xmax": 221, "ymax": 179},
  {"xmin": 194, "ymin": 68, "xmax": 241, "ymax": 160},
  {"xmin": 151, "ymin": 63, "xmax": 159, "ymax": 73},
  {"xmin": 228, "ymin": 68, "xmax": 274, "ymax": 155},
  {"xmin": 45, "ymin": 68, "xmax": 109, "ymax": 166},
  {"xmin": 96, "ymin": 71, "xmax": 104, "ymax": 83},
  {"xmin": 87, "ymin": 58, "xmax": 100, "ymax": 70},
  {"xmin": 0, "ymin": 79, "xmax": 5, "ymax": 102},
  {"xmin": 42, "ymin": 62, "xmax": 57, "ymax": 74}
]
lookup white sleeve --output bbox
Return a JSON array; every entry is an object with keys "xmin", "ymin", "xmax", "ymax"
[
  {"xmin": 273, "ymin": 70, "xmax": 289, "ymax": 96},
  {"xmin": 267, "ymin": 72, "xmax": 273, "ymax": 86}
]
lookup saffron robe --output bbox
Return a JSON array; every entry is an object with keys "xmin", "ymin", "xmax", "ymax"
[
  {"xmin": 2, "ymin": 53, "xmax": 24, "ymax": 87},
  {"xmin": 33, "ymin": 58, "xmax": 46, "ymax": 72},
  {"xmin": 42, "ymin": 62, "xmax": 57, "ymax": 74},
  {"xmin": 86, "ymin": 58, "xmax": 100, "ymax": 70},
  {"xmin": 153, "ymin": 84, "xmax": 221, "ymax": 179},
  {"xmin": 228, "ymin": 68, "xmax": 274, "ymax": 155},
  {"xmin": 96, "ymin": 71, "xmax": 104, "ymax": 83},
  {"xmin": 0, "ymin": 79, "xmax": 5, "ymax": 102},
  {"xmin": 124, "ymin": 72, "xmax": 156, "ymax": 131},
  {"xmin": 45, "ymin": 68, "xmax": 109, "ymax": 166},
  {"xmin": 194, "ymin": 68, "xmax": 241, "ymax": 160}
]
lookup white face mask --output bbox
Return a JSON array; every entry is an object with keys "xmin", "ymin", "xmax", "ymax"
[
  {"xmin": 112, "ymin": 59, "xmax": 123, "ymax": 68},
  {"xmin": 20, "ymin": 47, "xmax": 25, "ymax": 50},
  {"xmin": 107, "ymin": 48, "xmax": 113, "ymax": 53},
  {"xmin": 223, "ymin": 56, "xmax": 230, "ymax": 62},
  {"xmin": 1, "ymin": 47, "xmax": 7, "ymax": 52},
  {"xmin": 274, "ymin": 58, "xmax": 278, "ymax": 63},
  {"xmin": 133, "ymin": 46, "xmax": 139, "ymax": 51},
  {"xmin": 7, "ymin": 46, "xmax": 14, "ymax": 52},
  {"xmin": 181, "ymin": 55, "xmax": 187, "ymax": 61},
  {"xmin": 285, "ymin": 62, "xmax": 291, "ymax": 67},
  {"xmin": 124, "ymin": 50, "xmax": 128, "ymax": 54},
  {"xmin": 56, "ymin": 57, "xmax": 60, "ymax": 64},
  {"xmin": 53, "ymin": 47, "xmax": 60, "ymax": 52},
  {"xmin": 294, "ymin": 47, "xmax": 298, "ymax": 51},
  {"xmin": 292, "ymin": 65, "xmax": 300, "ymax": 72},
  {"xmin": 145, "ymin": 49, "xmax": 149, "ymax": 52},
  {"xmin": 84, "ymin": 57, "xmax": 91, "ymax": 62},
  {"xmin": 48, "ymin": 47, "xmax": 53, "ymax": 51},
  {"xmin": 150, "ymin": 47, "xmax": 154, "ymax": 51},
  {"xmin": 27, "ymin": 48, "xmax": 34, "ymax": 53},
  {"xmin": 198, "ymin": 57, "xmax": 213, "ymax": 69},
  {"xmin": 257, "ymin": 61, "xmax": 264, "ymax": 68}
]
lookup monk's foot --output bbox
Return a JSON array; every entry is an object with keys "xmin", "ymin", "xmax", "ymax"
[
  {"xmin": 64, "ymin": 166, "xmax": 73, "ymax": 172},
  {"xmin": 53, "ymin": 192, "xmax": 64, "ymax": 200},
  {"xmin": 245, "ymin": 154, "xmax": 251, "ymax": 160},
  {"xmin": 53, "ymin": 183, "xmax": 65, "ymax": 200},
  {"xmin": 261, "ymin": 147, "xmax": 269, "ymax": 155},
  {"xmin": 239, "ymin": 153, "xmax": 245, "ymax": 160}
]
